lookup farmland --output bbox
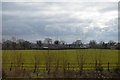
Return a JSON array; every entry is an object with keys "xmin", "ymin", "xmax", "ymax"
[
  {"xmin": 2, "ymin": 49, "xmax": 120, "ymax": 78},
  {"xmin": 3, "ymin": 49, "xmax": 118, "ymax": 65}
]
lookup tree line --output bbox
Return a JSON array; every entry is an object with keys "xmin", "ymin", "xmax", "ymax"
[{"xmin": 1, "ymin": 37, "xmax": 120, "ymax": 50}]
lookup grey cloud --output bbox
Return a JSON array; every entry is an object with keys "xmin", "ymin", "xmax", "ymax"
[
  {"xmin": 99, "ymin": 2, "xmax": 118, "ymax": 12},
  {"xmin": 2, "ymin": 2, "xmax": 118, "ymax": 43}
]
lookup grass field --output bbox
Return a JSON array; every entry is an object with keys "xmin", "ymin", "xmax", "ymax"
[{"xmin": 2, "ymin": 49, "xmax": 119, "ymax": 70}]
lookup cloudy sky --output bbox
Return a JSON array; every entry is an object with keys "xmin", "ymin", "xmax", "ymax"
[
  {"xmin": 2, "ymin": 2, "xmax": 118, "ymax": 43},
  {"xmin": 2, "ymin": 0, "xmax": 119, "ymax": 2}
]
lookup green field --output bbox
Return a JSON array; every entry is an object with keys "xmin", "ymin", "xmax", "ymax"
[{"xmin": 2, "ymin": 49, "xmax": 119, "ymax": 70}]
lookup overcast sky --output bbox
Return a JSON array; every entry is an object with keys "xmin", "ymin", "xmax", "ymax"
[
  {"xmin": 2, "ymin": 2, "xmax": 118, "ymax": 43},
  {"xmin": 2, "ymin": 0, "xmax": 119, "ymax": 2}
]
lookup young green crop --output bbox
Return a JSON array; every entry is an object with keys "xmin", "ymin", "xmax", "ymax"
[{"xmin": 2, "ymin": 49, "xmax": 119, "ymax": 70}]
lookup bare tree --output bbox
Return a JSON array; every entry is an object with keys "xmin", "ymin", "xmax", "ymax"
[
  {"xmin": 77, "ymin": 50, "xmax": 85, "ymax": 76},
  {"xmin": 12, "ymin": 52, "xmax": 24, "ymax": 70},
  {"xmin": 36, "ymin": 40, "xmax": 42, "ymax": 48},
  {"xmin": 45, "ymin": 50, "xmax": 52, "ymax": 76},
  {"xmin": 10, "ymin": 51, "xmax": 25, "ymax": 77},
  {"xmin": 44, "ymin": 38, "xmax": 52, "ymax": 45},
  {"xmin": 95, "ymin": 50, "xmax": 103, "ymax": 72},
  {"xmin": 73, "ymin": 40, "xmax": 83, "ymax": 48},
  {"xmin": 62, "ymin": 52, "xmax": 68, "ymax": 78},
  {"xmin": 33, "ymin": 53, "xmax": 41, "ymax": 77},
  {"xmin": 108, "ymin": 40, "xmax": 116, "ymax": 49},
  {"xmin": 94, "ymin": 51, "xmax": 103, "ymax": 78},
  {"xmin": 53, "ymin": 54, "xmax": 60, "ymax": 78},
  {"xmin": 89, "ymin": 40, "xmax": 97, "ymax": 48},
  {"xmin": 11, "ymin": 37, "xmax": 17, "ymax": 49}
]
